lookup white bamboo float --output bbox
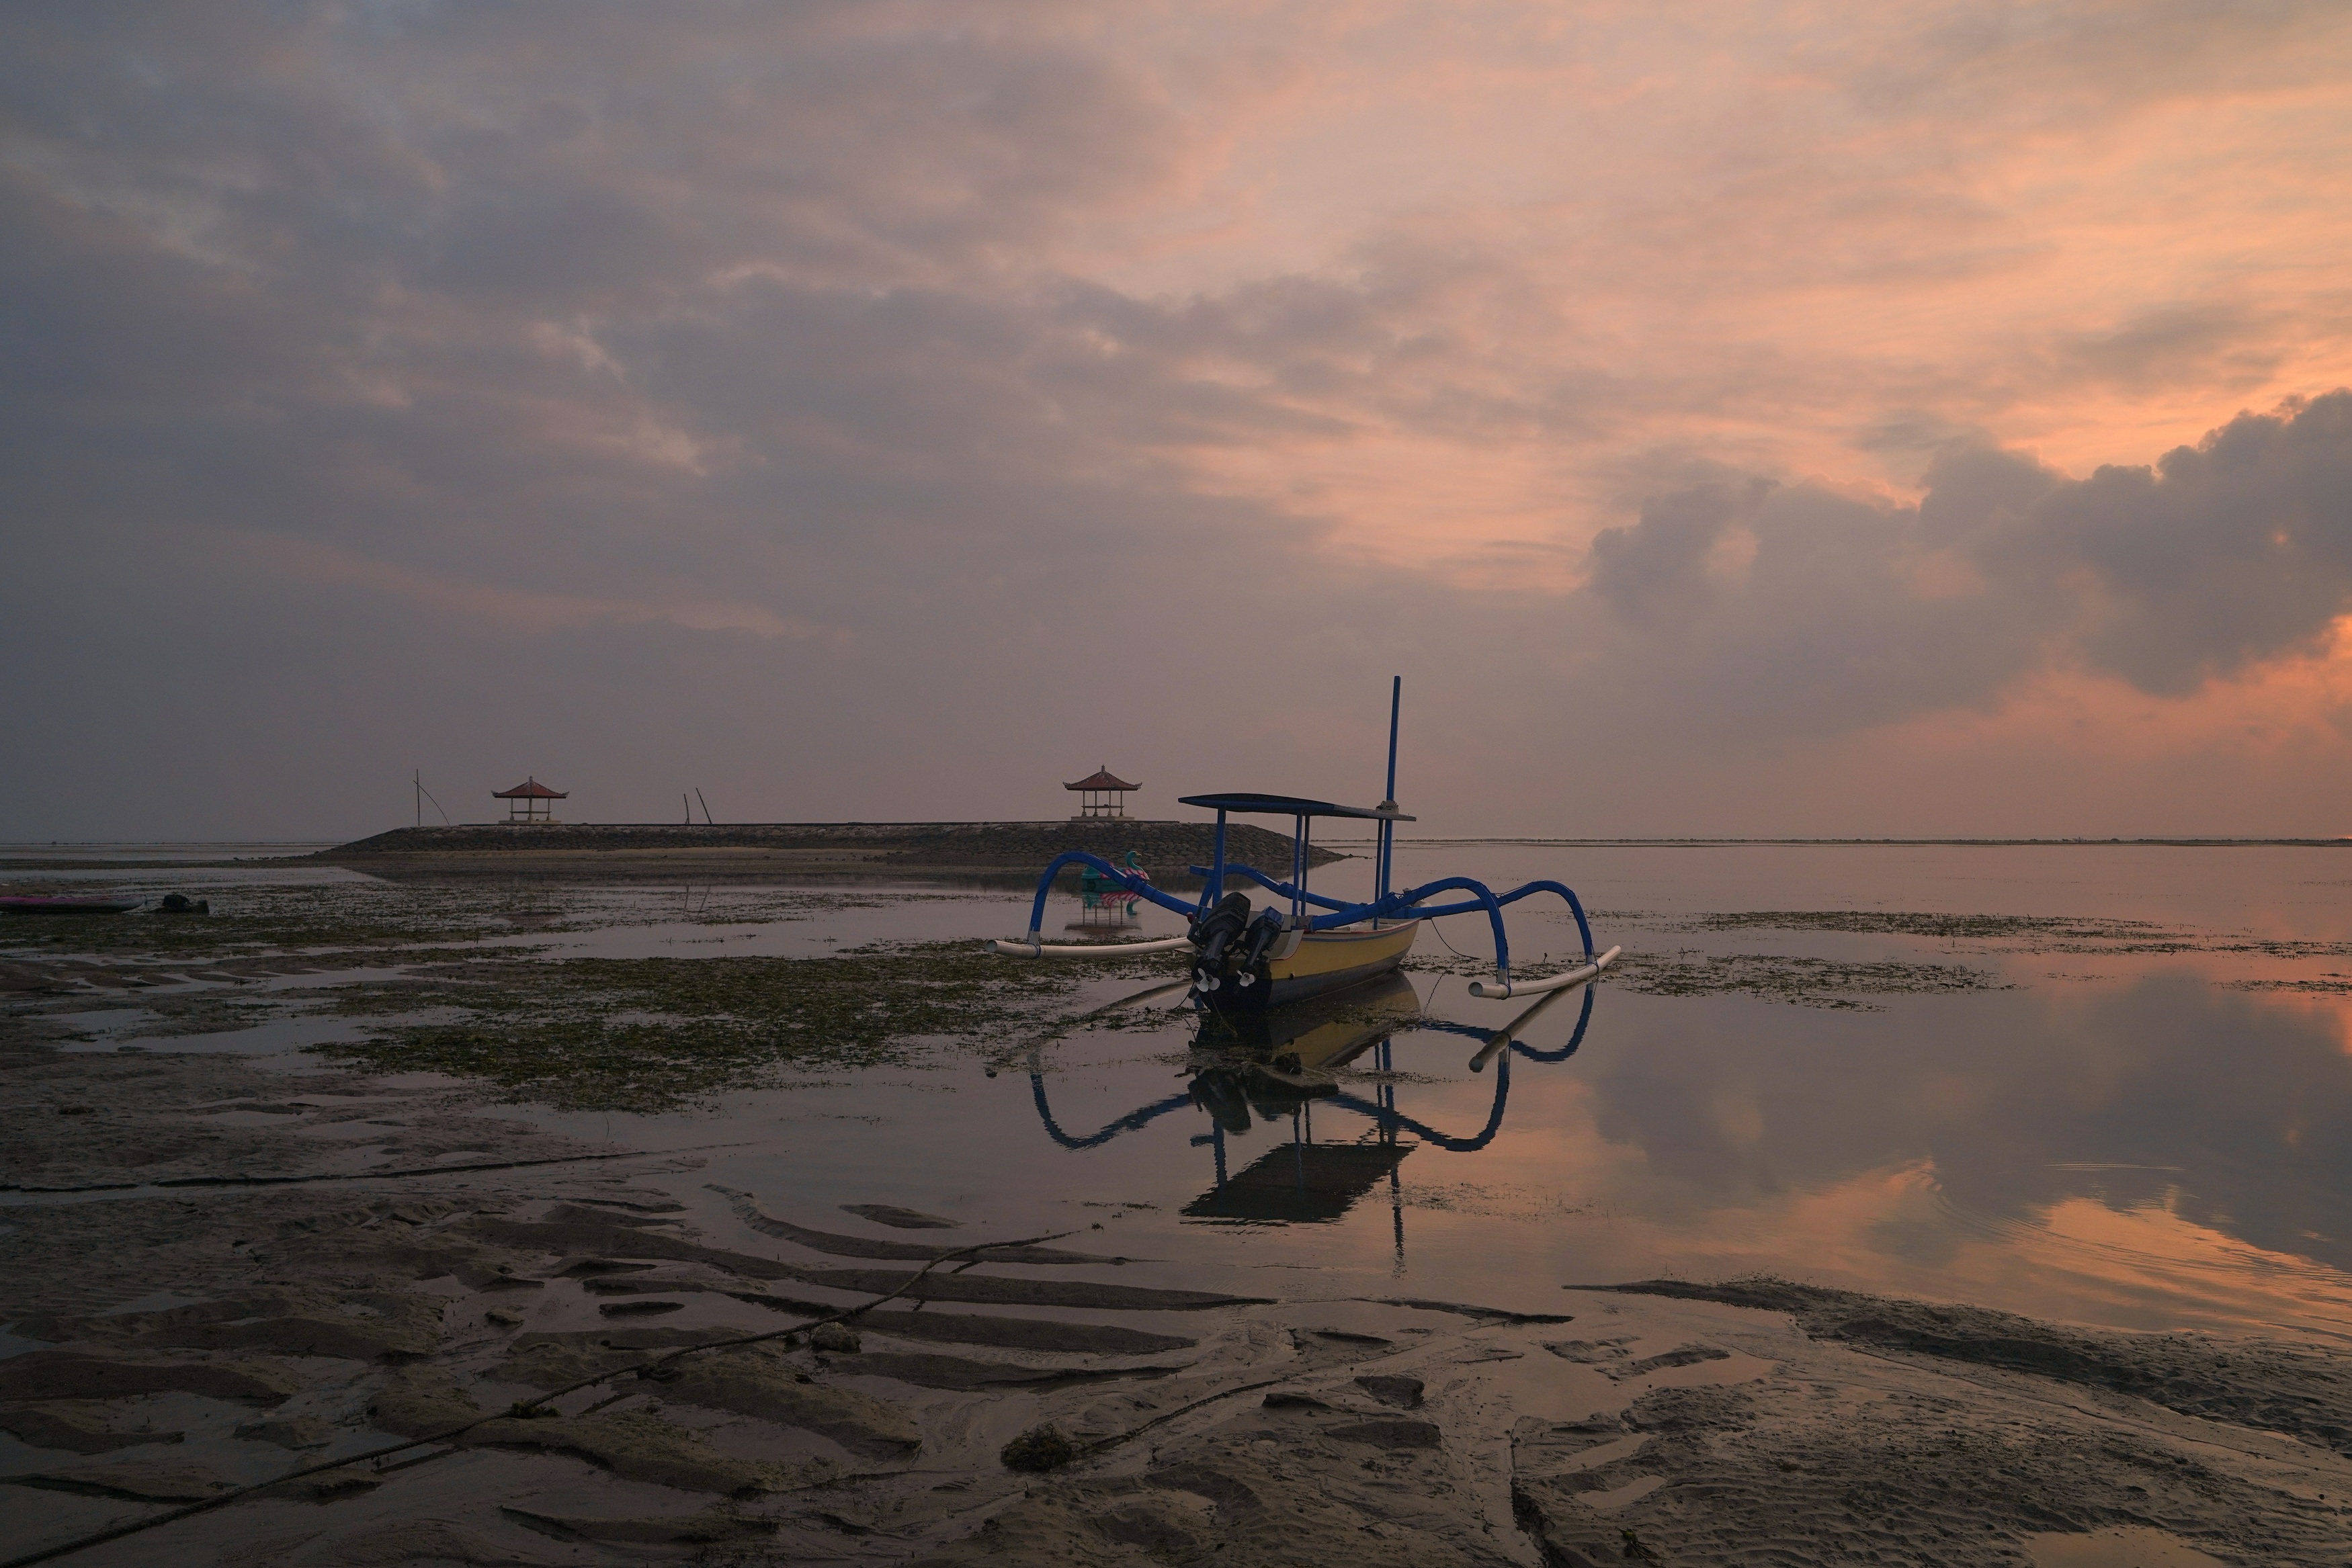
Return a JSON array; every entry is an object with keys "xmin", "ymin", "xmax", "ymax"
[
  {"xmin": 1466, "ymin": 944, "xmax": 1621, "ymax": 1000},
  {"xmin": 986, "ymin": 935, "xmax": 1195, "ymax": 959}
]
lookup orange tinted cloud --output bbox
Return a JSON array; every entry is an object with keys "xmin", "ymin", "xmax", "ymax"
[
  {"xmin": 1055, "ymin": 1, "xmax": 2352, "ymax": 575},
  {"xmin": 5, "ymin": 1, "xmax": 2352, "ymax": 833}
]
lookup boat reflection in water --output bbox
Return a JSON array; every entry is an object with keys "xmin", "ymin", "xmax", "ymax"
[{"xmin": 1025, "ymin": 972, "xmax": 1597, "ymax": 1262}]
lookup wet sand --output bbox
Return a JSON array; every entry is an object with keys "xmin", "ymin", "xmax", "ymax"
[
  {"xmin": 9, "ymin": 846, "xmax": 2352, "ymax": 1565},
  {"xmin": 5, "ymin": 1043, "xmax": 2350, "ymax": 1566}
]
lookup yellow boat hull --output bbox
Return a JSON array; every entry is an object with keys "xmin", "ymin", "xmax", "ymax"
[{"xmin": 1207, "ymin": 920, "xmax": 1420, "ymax": 1014}]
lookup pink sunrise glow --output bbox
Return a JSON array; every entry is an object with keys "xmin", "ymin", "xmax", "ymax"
[{"xmin": 4, "ymin": 1, "xmax": 2352, "ymax": 836}]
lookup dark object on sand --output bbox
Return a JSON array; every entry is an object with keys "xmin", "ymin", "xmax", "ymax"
[
  {"xmin": 841, "ymin": 1203, "xmax": 960, "ymax": 1230},
  {"xmin": 0, "ymin": 895, "xmax": 142, "ymax": 914},
  {"xmin": 1001, "ymin": 1423, "xmax": 1077, "ymax": 1473},
  {"xmin": 157, "ymin": 893, "xmax": 211, "ymax": 914}
]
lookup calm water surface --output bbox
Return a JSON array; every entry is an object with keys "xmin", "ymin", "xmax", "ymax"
[{"xmin": 15, "ymin": 840, "xmax": 2352, "ymax": 1341}]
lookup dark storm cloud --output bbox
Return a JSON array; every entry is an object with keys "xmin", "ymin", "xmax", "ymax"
[
  {"xmin": 2030, "ymin": 395, "xmax": 2352, "ymax": 693},
  {"xmin": 1581, "ymin": 394, "xmax": 2352, "ymax": 735}
]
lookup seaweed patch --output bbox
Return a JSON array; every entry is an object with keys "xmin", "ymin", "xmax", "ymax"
[
  {"xmin": 310, "ymin": 941, "xmax": 1185, "ymax": 1110},
  {"xmin": 1670, "ymin": 911, "xmax": 2177, "ymax": 945},
  {"xmin": 1607, "ymin": 951, "xmax": 2010, "ymax": 1009},
  {"xmin": 2221, "ymin": 973, "xmax": 2352, "ymax": 995}
]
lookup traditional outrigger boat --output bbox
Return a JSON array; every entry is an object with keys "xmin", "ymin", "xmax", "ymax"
[{"xmin": 988, "ymin": 679, "xmax": 1620, "ymax": 1010}]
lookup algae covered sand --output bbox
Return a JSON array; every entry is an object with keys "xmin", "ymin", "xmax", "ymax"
[
  {"xmin": 314, "ymin": 940, "xmax": 1183, "ymax": 1110},
  {"xmin": 3, "ymin": 875, "xmax": 1179, "ymax": 1111}
]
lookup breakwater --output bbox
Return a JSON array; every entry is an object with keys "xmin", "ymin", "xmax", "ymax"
[{"xmin": 314, "ymin": 820, "xmax": 1345, "ymax": 884}]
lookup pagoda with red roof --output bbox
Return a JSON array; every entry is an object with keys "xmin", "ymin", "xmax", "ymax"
[
  {"xmin": 493, "ymin": 776, "xmax": 567, "ymax": 824},
  {"xmin": 1064, "ymin": 766, "xmax": 1139, "ymax": 819}
]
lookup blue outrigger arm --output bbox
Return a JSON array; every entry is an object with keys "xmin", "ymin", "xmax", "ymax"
[{"xmin": 988, "ymin": 842, "xmax": 1615, "ymax": 994}]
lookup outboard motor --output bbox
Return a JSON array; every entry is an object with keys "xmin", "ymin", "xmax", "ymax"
[
  {"xmin": 1230, "ymin": 908, "xmax": 1288, "ymax": 987},
  {"xmin": 1188, "ymin": 892, "xmax": 1253, "ymax": 992}
]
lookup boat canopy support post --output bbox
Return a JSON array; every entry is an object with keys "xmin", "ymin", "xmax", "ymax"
[
  {"xmin": 1210, "ymin": 810, "xmax": 1227, "ymax": 909},
  {"xmin": 1291, "ymin": 814, "xmax": 1308, "ymax": 921}
]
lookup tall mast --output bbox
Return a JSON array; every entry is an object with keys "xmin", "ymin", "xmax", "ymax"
[{"xmin": 1379, "ymin": 675, "xmax": 1400, "ymax": 902}]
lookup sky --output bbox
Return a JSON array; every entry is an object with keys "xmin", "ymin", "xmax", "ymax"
[{"xmin": 5, "ymin": 1, "xmax": 2352, "ymax": 840}]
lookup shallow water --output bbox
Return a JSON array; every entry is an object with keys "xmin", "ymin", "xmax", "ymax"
[{"xmin": 13, "ymin": 840, "xmax": 2352, "ymax": 1341}]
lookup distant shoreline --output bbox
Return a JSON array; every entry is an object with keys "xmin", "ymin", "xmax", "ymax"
[
  {"xmin": 290, "ymin": 820, "xmax": 1343, "ymax": 884},
  {"xmin": 3, "ymin": 829, "xmax": 2347, "ymax": 877},
  {"xmin": 1334, "ymin": 836, "xmax": 2352, "ymax": 848}
]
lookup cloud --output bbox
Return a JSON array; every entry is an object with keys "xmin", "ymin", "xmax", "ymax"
[
  {"xmin": 238, "ymin": 533, "xmax": 830, "ymax": 642},
  {"xmin": 2052, "ymin": 304, "xmax": 2287, "ymax": 394},
  {"xmin": 1575, "ymin": 394, "xmax": 2352, "ymax": 739},
  {"xmin": 2027, "ymin": 394, "xmax": 2352, "ymax": 693}
]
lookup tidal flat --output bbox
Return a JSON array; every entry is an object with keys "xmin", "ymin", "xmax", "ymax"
[{"xmin": 5, "ymin": 841, "xmax": 2352, "ymax": 1565}]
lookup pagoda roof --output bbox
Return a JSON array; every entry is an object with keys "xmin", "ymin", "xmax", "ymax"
[
  {"xmin": 1064, "ymin": 768, "xmax": 1140, "ymax": 792},
  {"xmin": 493, "ymin": 777, "xmax": 569, "ymax": 799}
]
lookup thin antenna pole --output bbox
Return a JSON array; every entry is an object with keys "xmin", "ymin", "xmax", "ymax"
[
  {"xmin": 696, "ymin": 788, "xmax": 713, "ymax": 826},
  {"xmin": 1378, "ymin": 676, "xmax": 1401, "ymax": 902},
  {"xmin": 1385, "ymin": 676, "xmax": 1402, "ymax": 804}
]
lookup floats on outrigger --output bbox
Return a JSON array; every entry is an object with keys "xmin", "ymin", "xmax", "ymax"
[{"xmin": 988, "ymin": 679, "xmax": 1620, "ymax": 1011}]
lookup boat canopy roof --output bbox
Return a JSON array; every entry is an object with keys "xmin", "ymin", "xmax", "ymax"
[{"xmin": 1178, "ymin": 792, "xmax": 1415, "ymax": 822}]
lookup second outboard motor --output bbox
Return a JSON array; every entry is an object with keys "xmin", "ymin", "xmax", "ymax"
[
  {"xmin": 1188, "ymin": 1069, "xmax": 1254, "ymax": 1134},
  {"xmin": 1230, "ymin": 908, "xmax": 1287, "ymax": 987},
  {"xmin": 1188, "ymin": 892, "xmax": 1253, "ymax": 991}
]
